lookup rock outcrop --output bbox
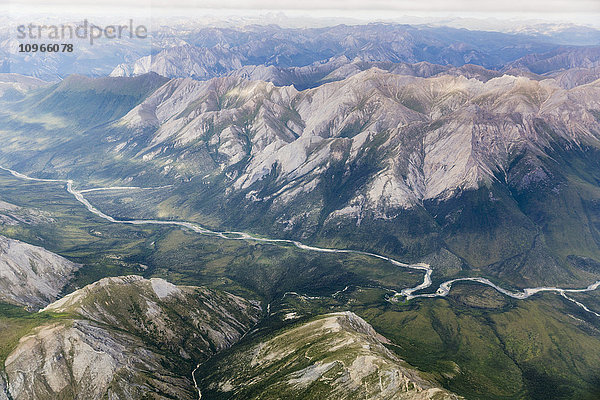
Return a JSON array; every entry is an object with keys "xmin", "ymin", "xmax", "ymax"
[
  {"xmin": 3, "ymin": 276, "xmax": 262, "ymax": 400},
  {"xmin": 198, "ymin": 311, "xmax": 462, "ymax": 399},
  {"xmin": 0, "ymin": 235, "xmax": 80, "ymax": 309}
]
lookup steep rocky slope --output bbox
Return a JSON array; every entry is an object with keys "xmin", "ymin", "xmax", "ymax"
[
  {"xmin": 197, "ymin": 311, "xmax": 461, "ymax": 399},
  {"xmin": 107, "ymin": 23, "xmax": 559, "ymax": 82},
  {"xmin": 104, "ymin": 71, "xmax": 600, "ymax": 287},
  {"xmin": 111, "ymin": 69, "xmax": 600, "ymax": 207},
  {"xmin": 1, "ymin": 275, "xmax": 262, "ymax": 400},
  {"xmin": 227, "ymin": 57, "xmax": 506, "ymax": 89},
  {"xmin": 0, "ymin": 235, "xmax": 80, "ymax": 309},
  {"xmin": 505, "ymin": 46, "xmax": 600, "ymax": 75},
  {"xmin": 3, "ymin": 67, "xmax": 600, "ymax": 287},
  {"xmin": 0, "ymin": 74, "xmax": 48, "ymax": 100},
  {"xmin": 111, "ymin": 44, "xmax": 244, "ymax": 80}
]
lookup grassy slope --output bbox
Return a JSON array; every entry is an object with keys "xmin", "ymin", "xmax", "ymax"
[
  {"xmin": 0, "ymin": 169, "xmax": 599, "ymax": 399},
  {"xmin": 0, "ymin": 168, "xmax": 422, "ymax": 300},
  {"xmin": 0, "ymin": 303, "xmax": 73, "ymax": 365},
  {"xmin": 195, "ymin": 312, "xmax": 458, "ymax": 400},
  {"xmin": 263, "ymin": 283, "xmax": 600, "ymax": 400},
  {"xmin": 1, "ymin": 76, "xmax": 599, "ymax": 291},
  {"xmin": 360, "ymin": 288, "xmax": 600, "ymax": 400},
  {"xmin": 188, "ymin": 281, "xmax": 600, "ymax": 400},
  {"xmin": 0, "ymin": 145, "xmax": 599, "ymax": 399}
]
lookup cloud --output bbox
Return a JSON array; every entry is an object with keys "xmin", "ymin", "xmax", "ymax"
[{"xmin": 8, "ymin": 0, "xmax": 600, "ymax": 13}]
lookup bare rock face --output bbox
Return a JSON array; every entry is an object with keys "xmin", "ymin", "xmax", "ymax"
[
  {"xmin": 198, "ymin": 311, "xmax": 462, "ymax": 400},
  {"xmin": 110, "ymin": 44, "xmax": 244, "ymax": 80},
  {"xmin": 3, "ymin": 275, "xmax": 262, "ymax": 400},
  {"xmin": 5, "ymin": 320, "xmax": 196, "ymax": 400},
  {"xmin": 43, "ymin": 275, "xmax": 262, "ymax": 357},
  {"xmin": 0, "ymin": 372, "xmax": 8, "ymax": 400},
  {"xmin": 114, "ymin": 68, "xmax": 600, "ymax": 214},
  {"xmin": 0, "ymin": 235, "xmax": 80, "ymax": 309}
]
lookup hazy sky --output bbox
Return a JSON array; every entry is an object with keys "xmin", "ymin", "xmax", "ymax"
[
  {"xmin": 7, "ymin": 0, "xmax": 600, "ymax": 12},
  {"xmin": 7, "ymin": 0, "xmax": 600, "ymax": 26}
]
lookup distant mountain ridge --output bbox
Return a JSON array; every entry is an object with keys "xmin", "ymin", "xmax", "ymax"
[
  {"xmin": 109, "ymin": 23, "xmax": 562, "ymax": 83},
  {"xmin": 5, "ymin": 22, "xmax": 591, "ymax": 81}
]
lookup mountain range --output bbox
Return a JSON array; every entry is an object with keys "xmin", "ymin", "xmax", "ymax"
[
  {"xmin": 4, "ymin": 22, "xmax": 598, "ymax": 81},
  {"xmin": 1, "ymin": 20, "xmax": 600, "ymax": 400},
  {"xmin": 3, "ymin": 57, "xmax": 600, "ymax": 289}
]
